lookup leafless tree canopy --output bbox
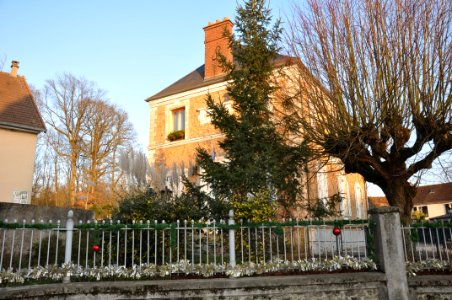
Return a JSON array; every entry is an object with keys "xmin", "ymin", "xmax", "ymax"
[
  {"xmin": 286, "ymin": 0, "xmax": 451, "ymax": 223},
  {"xmin": 33, "ymin": 73, "xmax": 137, "ymax": 216},
  {"xmin": 42, "ymin": 74, "xmax": 104, "ymax": 206}
]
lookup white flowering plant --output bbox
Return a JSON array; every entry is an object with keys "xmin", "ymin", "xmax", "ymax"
[
  {"xmin": 406, "ymin": 259, "xmax": 452, "ymax": 276},
  {"xmin": 0, "ymin": 256, "xmax": 377, "ymax": 286}
]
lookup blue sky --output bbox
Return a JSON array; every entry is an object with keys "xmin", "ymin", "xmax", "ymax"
[
  {"xmin": 0, "ymin": 0, "xmax": 391, "ymax": 195},
  {"xmin": 0, "ymin": 0, "xmax": 286, "ymax": 148}
]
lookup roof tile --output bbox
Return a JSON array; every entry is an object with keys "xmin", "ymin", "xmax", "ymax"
[{"xmin": 0, "ymin": 72, "xmax": 46, "ymax": 133}]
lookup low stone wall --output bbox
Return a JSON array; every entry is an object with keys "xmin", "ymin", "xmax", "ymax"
[
  {"xmin": 0, "ymin": 272, "xmax": 387, "ymax": 300},
  {"xmin": 0, "ymin": 203, "xmax": 94, "ymax": 224},
  {"xmin": 409, "ymin": 275, "xmax": 452, "ymax": 299}
]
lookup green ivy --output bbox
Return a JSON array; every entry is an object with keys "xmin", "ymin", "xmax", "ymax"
[
  {"xmin": 0, "ymin": 219, "xmax": 369, "ymax": 231},
  {"xmin": 410, "ymin": 220, "xmax": 452, "ymax": 228}
]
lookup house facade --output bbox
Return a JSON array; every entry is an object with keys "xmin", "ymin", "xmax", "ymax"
[
  {"xmin": 0, "ymin": 61, "xmax": 46, "ymax": 204},
  {"xmin": 146, "ymin": 18, "xmax": 367, "ymax": 219},
  {"xmin": 412, "ymin": 183, "xmax": 452, "ymax": 219}
]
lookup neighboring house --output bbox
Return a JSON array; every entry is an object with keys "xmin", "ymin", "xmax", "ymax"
[
  {"xmin": 368, "ymin": 182, "xmax": 452, "ymax": 220},
  {"xmin": 0, "ymin": 61, "xmax": 46, "ymax": 204},
  {"xmin": 146, "ymin": 18, "xmax": 367, "ymax": 219},
  {"xmin": 412, "ymin": 183, "xmax": 452, "ymax": 219}
]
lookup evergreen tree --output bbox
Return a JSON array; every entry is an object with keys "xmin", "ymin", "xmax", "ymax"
[{"xmin": 196, "ymin": 0, "xmax": 309, "ymax": 211}]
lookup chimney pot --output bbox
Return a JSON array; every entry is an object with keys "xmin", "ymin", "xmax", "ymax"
[{"xmin": 10, "ymin": 60, "xmax": 19, "ymax": 77}]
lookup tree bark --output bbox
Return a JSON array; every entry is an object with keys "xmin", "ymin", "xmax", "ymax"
[{"xmin": 382, "ymin": 180, "xmax": 417, "ymax": 225}]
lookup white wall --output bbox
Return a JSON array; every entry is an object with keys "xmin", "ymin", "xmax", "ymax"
[{"xmin": 0, "ymin": 128, "xmax": 38, "ymax": 204}]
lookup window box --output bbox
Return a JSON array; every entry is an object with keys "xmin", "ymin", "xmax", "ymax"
[{"xmin": 167, "ymin": 130, "xmax": 185, "ymax": 142}]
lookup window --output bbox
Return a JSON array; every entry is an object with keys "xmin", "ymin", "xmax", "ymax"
[
  {"xmin": 414, "ymin": 206, "xmax": 429, "ymax": 216},
  {"xmin": 338, "ymin": 175, "xmax": 351, "ymax": 218},
  {"xmin": 354, "ymin": 183, "xmax": 364, "ymax": 219},
  {"xmin": 445, "ymin": 203, "xmax": 452, "ymax": 214},
  {"xmin": 421, "ymin": 206, "xmax": 428, "ymax": 215},
  {"xmin": 317, "ymin": 163, "xmax": 328, "ymax": 200},
  {"xmin": 173, "ymin": 108, "xmax": 185, "ymax": 131}
]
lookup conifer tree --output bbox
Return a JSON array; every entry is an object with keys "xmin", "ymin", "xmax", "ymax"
[{"xmin": 196, "ymin": 0, "xmax": 309, "ymax": 211}]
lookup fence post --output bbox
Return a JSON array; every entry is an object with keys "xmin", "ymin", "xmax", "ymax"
[
  {"xmin": 64, "ymin": 210, "xmax": 74, "ymax": 264},
  {"xmin": 369, "ymin": 206, "xmax": 409, "ymax": 300},
  {"xmin": 228, "ymin": 209, "xmax": 236, "ymax": 266},
  {"xmin": 63, "ymin": 210, "xmax": 74, "ymax": 283}
]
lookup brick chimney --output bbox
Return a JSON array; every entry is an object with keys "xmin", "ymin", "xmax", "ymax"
[
  {"xmin": 10, "ymin": 60, "xmax": 19, "ymax": 77},
  {"xmin": 203, "ymin": 17, "xmax": 233, "ymax": 80}
]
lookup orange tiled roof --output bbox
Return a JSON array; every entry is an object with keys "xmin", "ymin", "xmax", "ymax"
[
  {"xmin": 0, "ymin": 72, "xmax": 46, "ymax": 133},
  {"xmin": 368, "ymin": 196, "xmax": 389, "ymax": 208},
  {"xmin": 413, "ymin": 182, "xmax": 452, "ymax": 205},
  {"xmin": 368, "ymin": 183, "xmax": 452, "ymax": 208}
]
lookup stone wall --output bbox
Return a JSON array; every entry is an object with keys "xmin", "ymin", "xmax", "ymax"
[
  {"xmin": 409, "ymin": 275, "xmax": 452, "ymax": 299},
  {"xmin": 0, "ymin": 203, "xmax": 94, "ymax": 224},
  {"xmin": 2, "ymin": 270, "xmax": 452, "ymax": 299},
  {"xmin": 0, "ymin": 272, "xmax": 388, "ymax": 300}
]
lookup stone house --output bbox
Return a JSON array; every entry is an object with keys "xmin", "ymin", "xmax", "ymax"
[
  {"xmin": 146, "ymin": 18, "xmax": 367, "ymax": 219},
  {"xmin": 0, "ymin": 61, "xmax": 46, "ymax": 204}
]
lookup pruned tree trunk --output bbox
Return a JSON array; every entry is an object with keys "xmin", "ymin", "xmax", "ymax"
[{"xmin": 382, "ymin": 181, "xmax": 417, "ymax": 225}]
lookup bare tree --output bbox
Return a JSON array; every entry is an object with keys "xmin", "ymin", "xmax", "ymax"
[
  {"xmin": 32, "ymin": 74, "xmax": 138, "ymax": 213},
  {"xmin": 81, "ymin": 99, "xmax": 135, "ymax": 208},
  {"xmin": 286, "ymin": 0, "xmax": 451, "ymax": 223},
  {"xmin": 42, "ymin": 74, "xmax": 105, "ymax": 206}
]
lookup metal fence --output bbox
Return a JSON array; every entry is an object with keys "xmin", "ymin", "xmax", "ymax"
[
  {"xmin": 0, "ymin": 211, "xmax": 369, "ymax": 273},
  {"xmin": 402, "ymin": 222, "xmax": 452, "ymax": 263}
]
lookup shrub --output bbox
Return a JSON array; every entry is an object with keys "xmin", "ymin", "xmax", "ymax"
[{"xmin": 231, "ymin": 190, "xmax": 276, "ymax": 222}]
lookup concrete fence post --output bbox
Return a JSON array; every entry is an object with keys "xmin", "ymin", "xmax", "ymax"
[
  {"xmin": 369, "ymin": 206, "xmax": 409, "ymax": 300},
  {"xmin": 63, "ymin": 210, "xmax": 74, "ymax": 283},
  {"xmin": 228, "ymin": 209, "xmax": 236, "ymax": 266},
  {"xmin": 64, "ymin": 210, "xmax": 74, "ymax": 264}
]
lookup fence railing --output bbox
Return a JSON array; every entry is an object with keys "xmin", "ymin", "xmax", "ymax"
[
  {"xmin": 402, "ymin": 222, "xmax": 452, "ymax": 263},
  {"xmin": 0, "ymin": 210, "xmax": 369, "ymax": 273}
]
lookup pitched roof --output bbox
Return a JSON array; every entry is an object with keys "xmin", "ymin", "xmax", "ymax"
[
  {"xmin": 146, "ymin": 55, "xmax": 295, "ymax": 102},
  {"xmin": 368, "ymin": 196, "xmax": 389, "ymax": 209},
  {"xmin": 146, "ymin": 65, "xmax": 223, "ymax": 102},
  {"xmin": 368, "ymin": 182, "xmax": 452, "ymax": 208},
  {"xmin": 413, "ymin": 182, "xmax": 452, "ymax": 205},
  {"xmin": 0, "ymin": 72, "xmax": 46, "ymax": 133}
]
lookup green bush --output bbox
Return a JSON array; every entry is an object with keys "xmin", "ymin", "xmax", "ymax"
[
  {"xmin": 112, "ymin": 188, "xmax": 228, "ymax": 223},
  {"xmin": 231, "ymin": 190, "xmax": 276, "ymax": 222}
]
